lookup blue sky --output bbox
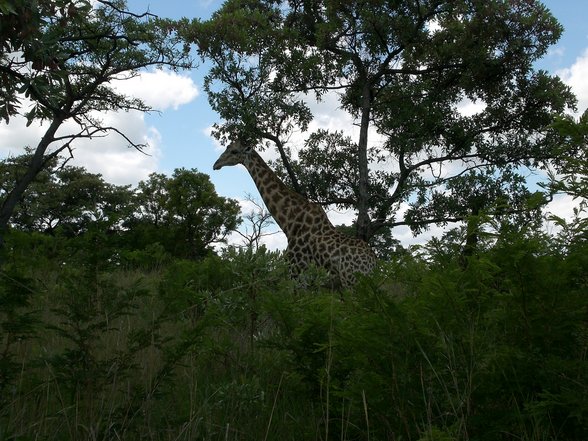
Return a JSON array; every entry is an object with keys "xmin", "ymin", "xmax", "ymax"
[
  {"xmin": 141, "ymin": 0, "xmax": 588, "ymax": 248},
  {"xmin": 539, "ymin": 0, "xmax": 588, "ymax": 69},
  {"xmin": 136, "ymin": 0, "xmax": 588, "ymax": 195},
  {"xmin": 1, "ymin": 0, "xmax": 587, "ymax": 248}
]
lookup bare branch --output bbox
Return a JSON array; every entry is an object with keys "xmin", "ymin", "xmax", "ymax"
[{"xmin": 95, "ymin": 0, "xmax": 157, "ymax": 19}]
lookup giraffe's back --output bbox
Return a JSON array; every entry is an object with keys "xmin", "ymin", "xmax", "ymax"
[
  {"xmin": 284, "ymin": 222, "xmax": 376, "ymax": 288},
  {"xmin": 313, "ymin": 228, "xmax": 377, "ymax": 287}
]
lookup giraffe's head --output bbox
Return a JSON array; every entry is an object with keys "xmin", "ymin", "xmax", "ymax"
[{"xmin": 213, "ymin": 140, "xmax": 253, "ymax": 170}]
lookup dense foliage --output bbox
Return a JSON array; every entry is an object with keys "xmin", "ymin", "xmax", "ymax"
[
  {"xmin": 1, "ymin": 135, "xmax": 587, "ymax": 439},
  {"xmin": 0, "ymin": 204, "xmax": 586, "ymax": 440},
  {"xmin": 0, "ymin": 116, "xmax": 586, "ymax": 441},
  {"xmin": 183, "ymin": 0, "xmax": 575, "ymax": 241},
  {"xmin": 0, "ymin": 0, "xmax": 192, "ymax": 244},
  {"xmin": 0, "ymin": 155, "xmax": 241, "ymax": 258}
]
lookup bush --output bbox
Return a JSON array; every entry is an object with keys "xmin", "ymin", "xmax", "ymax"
[
  {"xmin": 265, "ymin": 232, "xmax": 588, "ymax": 440},
  {"xmin": 1, "ymin": 227, "xmax": 586, "ymax": 440}
]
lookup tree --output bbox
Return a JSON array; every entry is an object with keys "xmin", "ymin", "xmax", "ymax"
[
  {"xmin": 543, "ymin": 109, "xmax": 588, "ymax": 250},
  {"xmin": 0, "ymin": 151, "xmax": 135, "ymax": 235},
  {"xmin": 128, "ymin": 169, "xmax": 241, "ymax": 259},
  {"xmin": 184, "ymin": 0, "xmax": 575, "ymax": 243},
  {"xmin": 548, "ymin": 109, "xmax": 588, "ymax": 200},
  {"xmin": 0, "ymin": 0, "xmax": 192, "ymax": 247},
  {"xmin": 233, "ymin": 194, "xmax": 279, "ymax": 251},
  {"xmin": 0, "ymin": 155, "xmax": 242, "ymax": 258},
  {"xmin": 167, "ymin": 168, "xmax": 241, "ymax": 258}
]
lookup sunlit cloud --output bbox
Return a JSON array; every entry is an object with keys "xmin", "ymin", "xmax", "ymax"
[
  {"xmin": 0, "ymin": 69, "xmax": 200, "ymax": 186},
  {"xmin": 557, "ymin": 47, "xmax": 588, "ymax": 113},
  {"xmin": 113, "ymin": 69, "xmax": 199, "ymax": 111}
]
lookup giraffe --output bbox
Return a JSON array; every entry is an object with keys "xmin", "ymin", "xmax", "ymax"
[{"xmin": 213, "ymin": 139, "xmax": 377, "ymax": 288}]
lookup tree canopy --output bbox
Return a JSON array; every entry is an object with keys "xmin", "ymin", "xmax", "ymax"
[
  {"xmin": 0, "ymin": 0, "xmax": 192, "ymax": 246},
  {"xmin": 0, "ymin": 150, "xmax": 133, "ymax": 235},
  {"xmin": 128, "ymin": 169, "xmax": 242, "ymax": 259},
  {"xmin": 183, "ymin": 0, "xmax": 576, "ymax": 242},
  {"xmin": 0, "ymin": 153, "xmax": 241, "ymax": 258}
]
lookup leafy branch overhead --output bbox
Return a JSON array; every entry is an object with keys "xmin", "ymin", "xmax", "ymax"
[
  {"xmin": 183, "ymin": 0, "xmax": 576, "ymax": 241},
  {"xmin": 2, "ymin": 0, "xmax": 190, "ymax": 125},
  {"xmin": 0, "ymin": 0, "xmax": 193, "ymax": 245},
  {"xmin": 548, "ymin": 110, "xmax": 588, "ymax": 200}
]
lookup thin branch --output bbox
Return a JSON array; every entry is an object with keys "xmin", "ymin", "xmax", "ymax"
[
  {"xmin": 0, "ymin": 65, "xmax": 63, "ymax": 115},
  {"xmin": 380, "ymin": 216, "xmax": 466, "ymax": 230},
  {"xmin": 98, "ymin": 125, "xmax": 150, "ymax": 152},
  {"xmin": 259, "ymin": 131, "xmax": 304, "ymax": 195},
  {"xmin": 95, "ymin": 0, "xmax": 157, "ymax": 19},
  {"xmin": 316, "ymin": 196, "xmax": 356, "ymax": 207}
]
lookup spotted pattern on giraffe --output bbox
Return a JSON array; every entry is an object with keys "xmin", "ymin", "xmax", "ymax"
[{"xmin": 213, "ymin": 139, "xmax": 377, "ymax": 288}]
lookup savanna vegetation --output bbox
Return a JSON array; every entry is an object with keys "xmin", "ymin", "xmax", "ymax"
[
  {"xmin": 1, "ymin": 0, "xmax": 587, "ymax": 440},
  {"xmin": 0, "ymin": 154, "xmax": 586, "ymax": 440}
]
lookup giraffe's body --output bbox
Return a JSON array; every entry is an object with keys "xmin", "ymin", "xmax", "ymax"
[{"xmin": 213, "ymin": 140, "xmax": 376, "ymax": 287}]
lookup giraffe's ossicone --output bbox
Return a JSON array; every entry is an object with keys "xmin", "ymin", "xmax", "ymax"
[{"xmin": 214, "ymin": 139, "xmax": 377, "ymax": 288}]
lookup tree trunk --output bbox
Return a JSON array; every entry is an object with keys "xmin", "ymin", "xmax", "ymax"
[
  {"xmin": 356, "ymin": 83, "xmax": 372, "ymax": 242},
  {"xmin": 460, "ymin": 204, "xmax": 482, "ymax": 269},
  {"xmin": 262, "ymin": 131, "xmax": 305, "ymax": 196},
  {"xmin": 0, "ymin": 117, "xmax": 63, "ymax": 249}
]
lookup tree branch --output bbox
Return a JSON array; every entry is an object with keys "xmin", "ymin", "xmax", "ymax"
[
  {"xmin": 259, "ymin": 131, "xmax": 304, "ymax": 196},
  {"xmin": 95, "ymin": 0, "xmax": 157, "ymax": 19}
]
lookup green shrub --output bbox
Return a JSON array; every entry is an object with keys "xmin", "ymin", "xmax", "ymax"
[{"xmin": 1, "ymin": 226, "xmax": 586, "ymax": 440}]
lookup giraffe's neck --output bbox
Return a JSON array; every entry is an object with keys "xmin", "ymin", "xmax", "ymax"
[{"xmin": 242, "ymin": 151, "xmax": 330, "ymax": 237}]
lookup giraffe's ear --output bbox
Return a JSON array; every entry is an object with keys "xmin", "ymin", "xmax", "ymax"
[
  {"xmin": 236, "ymin": 133, "xmax": 255, "ymax": 153},
  {"xmin": 237, "ymin": 138, "xmax": 253, "ymax": 153}
]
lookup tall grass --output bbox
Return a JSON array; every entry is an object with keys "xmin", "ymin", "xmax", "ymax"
[{"xmin": 1, "ymin": 232, "xmax": 587, "ymax": 440}]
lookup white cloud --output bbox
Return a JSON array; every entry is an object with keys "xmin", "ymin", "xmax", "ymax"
[
  {"xmin": 0, "ymin": 69, "xmax": 199, "ymax": 186},
  {"xmin": 557, "ymin": 48, "xmax": 588, "ymax": 114},
  {"xmin": 0, "ymin": 115, "xmax": 47, "ymax": 155},
  {"xmin": 66, "ymin": 112, "xmax": 162, "ymax": 185},
  {"xmin": 544, "ymin": 193, "xmax": 584, "ymax": 224},
  {"xmin": 113, "ymin": 70, "xmax": 199, "ymax": 110},
  {"xmin": 0, "ymin": 110, "xmax": 161, "ymax": 186},
  {"xmin": 261, "ymin": 231, "xmax": 288, "ymax": 250},
  {"xmin": 457, "ymin": 98, "xmax": 486, "ymax": 117}
]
